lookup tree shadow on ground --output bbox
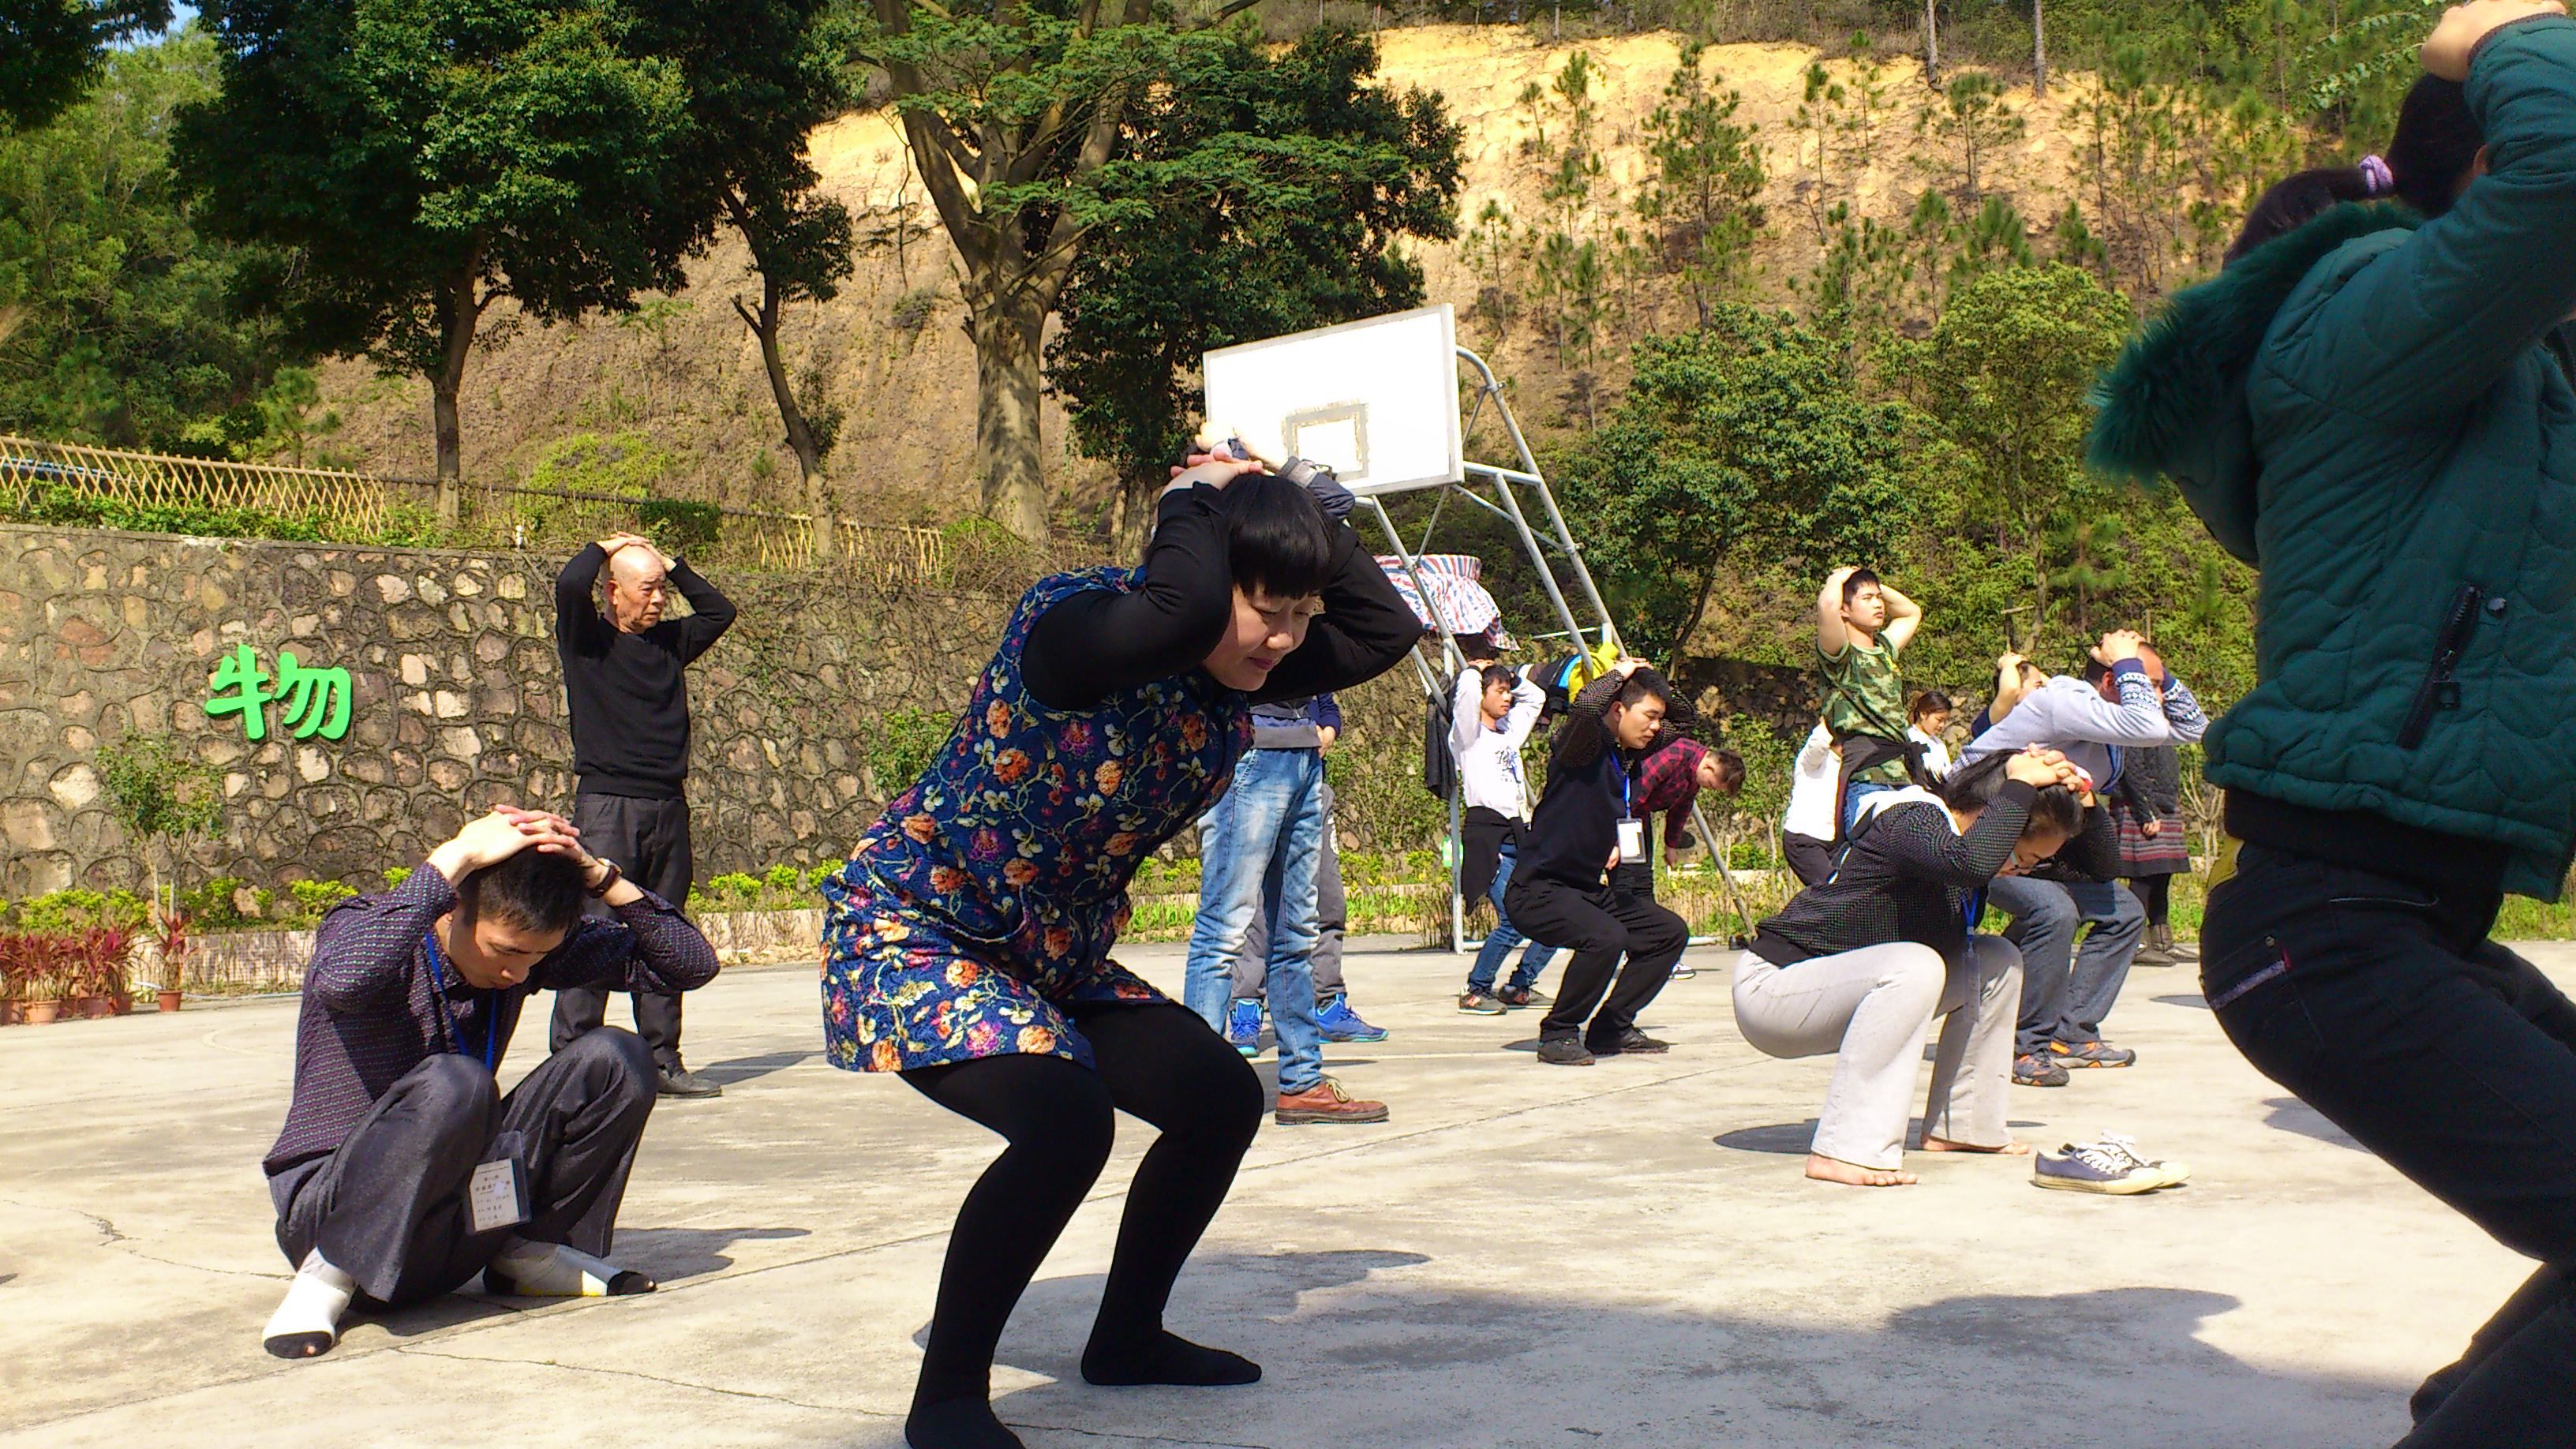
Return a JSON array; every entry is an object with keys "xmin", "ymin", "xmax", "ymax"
[
  {"xmin": 2264, "ymin": 1096, "xmax": 2368, "ymax": 1152},
  {"xmin": 923, "ymin": 1250, "xmax": 2406, "ymax": 1447},
  {"xmin": 2154, "ymin": 994, "xmax": 2211, "ymax": 1010}
]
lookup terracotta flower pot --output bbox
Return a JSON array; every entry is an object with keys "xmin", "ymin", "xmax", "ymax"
[
  {"xmin": 24, "ymin": 1000, "xmax": 62, "ymax": 1024},
  {"xmin": 73, "ymin": 994, "xmax": 110, "ymax": 1020},
  {"xmin": 157, "ymin": 990, "xmax": 183, "ymax": 1013},
  {"xmin": 0, "ymin": 1000, "xmax": 17, "ymax": 1026},
  {"xmin": 109, "ymin": 990, "xmax": 133, "ymax": 1017}
]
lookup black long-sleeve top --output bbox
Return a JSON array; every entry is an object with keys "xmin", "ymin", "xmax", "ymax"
[
  {"xmin": 263, "ymin": 866, "xmax": 720, "ymax": 1180},
  {"xmin": 1750, "ymin": 784, "xmax": 2041, "ymax": 965},
  {"xmin": 1018, "ymin": 483, "xmax": 1417, "ymax": 711},
  {"xmin": 1516, "ymin": 671, "xmax": 1678, "ymax": 889},
  {"xmin": 556, "ymin": 545, "xmax": 737, "ymax": 799}
]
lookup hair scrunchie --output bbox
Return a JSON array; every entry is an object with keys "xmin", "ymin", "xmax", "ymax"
[{"xmin": 2359, "ymin": 154, "xmax": 2396, "ymax": 197}]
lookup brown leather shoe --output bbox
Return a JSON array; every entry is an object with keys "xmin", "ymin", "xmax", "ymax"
[{"xmin": 1275, "ymin": 1076, "xmax": 1389, "ymax": 1125}]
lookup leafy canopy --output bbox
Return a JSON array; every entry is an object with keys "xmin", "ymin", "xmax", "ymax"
[
  {"xmin": 1046, "ymin": 27, "xmax": 1463, "ymax": 496},
  {"xmin": 1554, "ymin": 305, "xmax": 1919, "ymax": 661}
]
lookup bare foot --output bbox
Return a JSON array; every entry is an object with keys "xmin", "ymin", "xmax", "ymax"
[
  {"xmin": 1919, "ymin": 1135, "xmax": 2034, "ymax": 1155},
  {"xmin": 1804, "ymin": 1151, "xmax": 1917, "ymax": 1187}
]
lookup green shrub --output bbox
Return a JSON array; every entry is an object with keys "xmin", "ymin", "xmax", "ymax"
[
  {"xmin": 183, "ymin": 875, "xmax": 250, "ymax": 927},
  {"xmin": 384, "ymin": 866, "xmax": 414, "ymax": 889},
  {"xmin": 290, "ymin": 879, "xmax": 358, "ymax": 919},
  {"xmin": 868, "ymin": 706, "xmax": 957, "ymax": 796}
]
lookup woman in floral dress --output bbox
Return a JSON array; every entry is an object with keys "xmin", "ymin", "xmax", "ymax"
[{"xmin": 820, "ymin": 451, "xmax": 1416, "ymax": 1449}]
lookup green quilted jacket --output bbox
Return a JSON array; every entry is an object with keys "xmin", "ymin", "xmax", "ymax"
[{"xmin": 2087, "ymin": 17, "xmax": 2576, "ymax": 899}]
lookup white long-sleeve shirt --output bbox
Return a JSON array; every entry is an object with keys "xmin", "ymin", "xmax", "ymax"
[
  {"xmin": 1451, "ymin": 668, "xmax": 1544, "ymax": 822},
  {"xmin": 1908, "ymin": 724, "xmax": 1954, "ymax": 781},
  {"xmin": 1784, "ymin": 724, "xmax": 1839, "ymax": 841}
]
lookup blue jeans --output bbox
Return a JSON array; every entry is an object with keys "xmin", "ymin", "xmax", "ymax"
[
  {"xmin": 1988, "ymin": 872, "xmax": 2146, "ymax": 1055},
  {"xmin": 1841, "ymin": 779, "xmax": 1896, "ymax": 834},
  {"xmin": 1184, "ymin": 748, "xmax": 1326, "ymax": 1094},
  {"xmin": 1466, "ymin": 841, "xmax": 1557, "ymax": 995}
]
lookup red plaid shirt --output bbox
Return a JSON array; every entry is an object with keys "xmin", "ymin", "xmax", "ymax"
[{"xmin": 1634, "ymin": 736, "xmax": 1709, "ymax": 847}]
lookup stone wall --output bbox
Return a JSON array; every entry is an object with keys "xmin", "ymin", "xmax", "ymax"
[{"xmin": 0, "ymin": 523, "xmax": 1013, "ymax": 897}]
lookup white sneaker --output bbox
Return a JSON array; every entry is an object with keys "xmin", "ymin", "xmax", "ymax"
[
  {"xmin": 2034, "ymin": 1140, "xmax": 2166, "ymax": 1195},
  {"xmin": 2099, "ymin": 1129, "xmax": 2191, "ymax": 1188}
]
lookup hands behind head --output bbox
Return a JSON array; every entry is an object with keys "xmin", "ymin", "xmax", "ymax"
[
  {"xmin": 1166, "ymin": 451, "xmax": 1270, "ymax": 492},
  {"xmin": 1997, "ymin": 651, "xmax": 2027, "ymax": 672},
  {"xmin": 432, "ymin": 806, "xmax": 591, "ymax": 882},
  {"xmin": 2003, "ymin": 747, "xmax": 2084, "ymax": 793},
  {"xmin": 2091, "ymin": 629, "xmax": 2146, "ymax": 665},
  {"xmin": 2425, "ymin": 0, "xmax": 2567, "ymax": 80}
]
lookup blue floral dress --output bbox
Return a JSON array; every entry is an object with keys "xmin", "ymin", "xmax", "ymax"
[{"xmin": 820, "ymin": 567, "xmax": 1251, "ymax": 1073}]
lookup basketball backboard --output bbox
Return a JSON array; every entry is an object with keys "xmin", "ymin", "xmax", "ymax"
[{"xmin": 1200, "ymin": 305, "xmax": 1464, "ymax": 497}]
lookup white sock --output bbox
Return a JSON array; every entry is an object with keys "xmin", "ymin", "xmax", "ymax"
[
  {"xmin": 486, "ymin": 1236, "xmax": 654, "ymax": 1297},
  {"xmin": 263, "ymin": 1249, "xmax": 356, "ymax": 1359}
]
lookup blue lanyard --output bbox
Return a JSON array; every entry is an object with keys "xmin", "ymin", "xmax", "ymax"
[
  {"xmin": 422, "ymin": 930, "xmax": 498, "ymax": 1072},
  {"xmin": 1619, "ymin": 762, "xmax": 1635, "ymax": 820}
]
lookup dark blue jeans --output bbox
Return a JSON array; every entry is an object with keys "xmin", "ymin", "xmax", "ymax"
[{"xmin": 2203, "ymin": 842, "xmax": 2576, "ymax": 1447}]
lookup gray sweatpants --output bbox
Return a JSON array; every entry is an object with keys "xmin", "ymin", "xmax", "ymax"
[
  {"xmin": 1730, "ymin": 937, "xmax": 2022, "ymax": 1170},
  {"xmin": 1223, "ymin": 783, "xmax": 1347, "ymax": 1000}
]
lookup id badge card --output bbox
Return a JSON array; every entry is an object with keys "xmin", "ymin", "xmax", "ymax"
[
  {"xmin": 468, "ymin": 1156, "xmax": 528, "ymax": 1236},
  {"xmin": 1616, "ymin": 818, "xmax": 1646, "ymax": 865}
]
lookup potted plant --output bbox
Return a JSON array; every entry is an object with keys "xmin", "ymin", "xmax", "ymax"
[
  {"xmin": 68, "ymin": 925, "xmax": 130, "ymax": 1018},
  {"xmin": 152, "ymin": 899, "xmax": 188, "ymax": 1011},
  {"xmin": 17, "ymin": 949, "xmax": 67, "ymax": 1024}
]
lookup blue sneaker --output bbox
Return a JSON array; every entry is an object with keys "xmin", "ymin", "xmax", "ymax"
[
  {"xmin": 1315, "ymin": 993, "xmax": 1389, "ymax": 1043},
  {"xmin": 1225, "ymin": 998, "xmax": 1264, "ymax": 1057}
]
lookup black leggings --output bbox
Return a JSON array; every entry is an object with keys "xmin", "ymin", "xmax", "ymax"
[
  {"xmin": 900, "ymin": 1002, "xmax": 1264, "ymax": 1407},
  {"xmin": 2129, "ymin": 874, "xmax": 2173, "ymax": 928}
]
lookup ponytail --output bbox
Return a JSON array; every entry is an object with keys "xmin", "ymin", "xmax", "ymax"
[{"xmin": 2223, "ymin": 73, "xmax": 2484, "ymax": 268}]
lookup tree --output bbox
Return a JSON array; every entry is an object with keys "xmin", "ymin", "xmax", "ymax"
[
  {"xmin": 1046, "ymin": 28, "xmax": 1462, "ymax": 539},
  {"xmin": 1900, "ymin": 264, "xmax": 2132, "ymax": 631},
  {"xmin": 856, "ymin": 0, "xmax": 1245, "ymax": 541},
  {"xmin": 174, "ymin": 0, "xmax": 698, "ymax": 519},
  {"xmin": 95, "ymin": 732, "xmax": 223, "ymax": 926},
  {"xmin": 0, "ymin": 32, "xmax": 287, "ymax": 448},
  {"xmin": 635, "ymin": 0, "xmax": 855, "ymax": 553},
  {"xmin": 1921, "ymin": 69, "xmax": 2024, "ymax": 204},
  {"xmin": 1554, "ymin": 306, "xmax": 1920, "ymax": 664},
  {"xmin": 1, "ymin": 0, "xmax": 170, "ymax": 132},
  {"xmin": 2031, "ymin": 0, "xmax": 2049, "ymax": 98},
  {"xmin": 1923, "ymin": 0, "xmax": 1941, "ymax": 88}
]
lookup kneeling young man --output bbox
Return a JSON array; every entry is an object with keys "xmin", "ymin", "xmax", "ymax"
[
  {"xmin": 1505, "ymin": 659, "xmax": 1694, "ymax": 1065},
  {"xmin": 259, "ymin": 807, "xmax": 721, "ymax": 1359}
]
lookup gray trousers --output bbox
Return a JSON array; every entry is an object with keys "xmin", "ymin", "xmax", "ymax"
[
  {"xmin": 269, "ymin": 1030, "xmax": 658, "ymax": 1304},
  {"xmin": 1730, "ymin": 937, "xmax": 2022, "ymax": 1170},
  {"xmin": 1988, "ymin": 873, "xmax": 2145, "ymax": 1055},
  {"xmin": 1220, "ymin": 782, "xmax": 1347, "ymax": 1000}
]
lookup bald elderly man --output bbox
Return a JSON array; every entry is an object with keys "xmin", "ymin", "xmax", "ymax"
[{"xmin": 549, "ymin": 533, "xmax": 736, "ymax": 1097}]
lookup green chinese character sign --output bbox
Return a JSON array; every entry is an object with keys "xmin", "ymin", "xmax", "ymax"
[{"xmin": 202, "ymin": 644, "xmax": 353, "ymax": 742}]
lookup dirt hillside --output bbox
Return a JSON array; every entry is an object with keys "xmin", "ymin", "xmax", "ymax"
[{"xmin": 308, "ymin": 26, "xmax": 2110, "ymax": 524}]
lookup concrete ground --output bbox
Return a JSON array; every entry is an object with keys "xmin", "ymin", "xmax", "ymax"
[{"xmin": 3, "ymin": 937, "xmax": 2556, "ymax": 1449}]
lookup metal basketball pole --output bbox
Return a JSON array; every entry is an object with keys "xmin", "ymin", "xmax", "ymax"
[{"xmin": 1354, "ymin": 347, "xmax": 1752, "ymax": 952}]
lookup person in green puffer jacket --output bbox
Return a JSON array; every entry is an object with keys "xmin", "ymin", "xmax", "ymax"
[{"xmin": 2087, "ymin": 5, "xmax": 2576, "ymax": 1442}]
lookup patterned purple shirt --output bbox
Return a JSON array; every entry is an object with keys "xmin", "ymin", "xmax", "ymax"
[{"xmin": 262, "ymin": 866, "xmax": 720, "ymax": 1178}]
